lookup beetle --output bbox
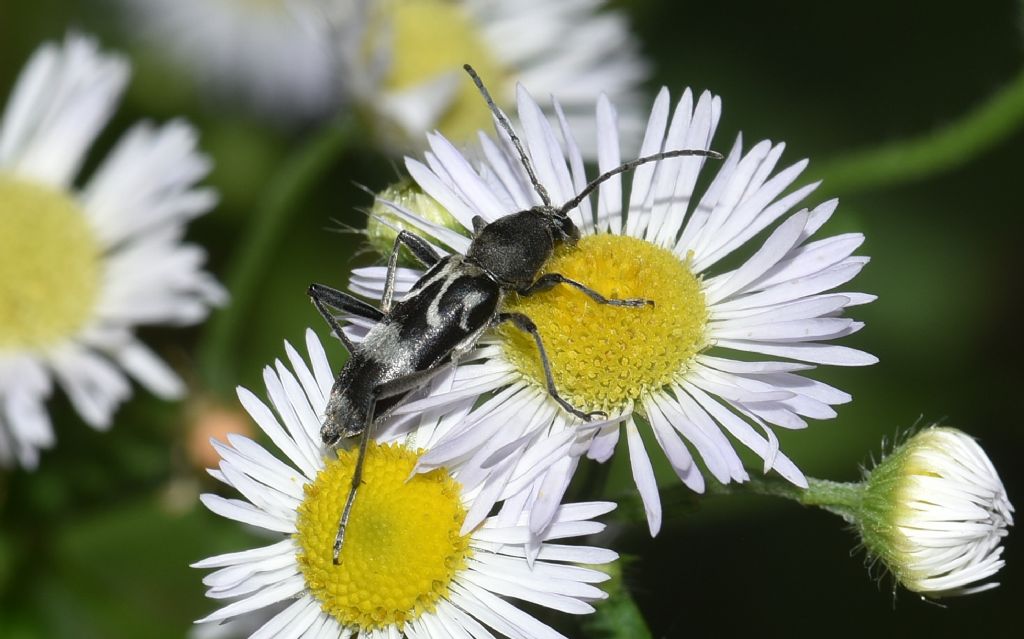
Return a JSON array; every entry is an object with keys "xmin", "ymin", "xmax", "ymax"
[{"xmin": 309, "ymin": 64, "xmax": 722, "ymax": 562}]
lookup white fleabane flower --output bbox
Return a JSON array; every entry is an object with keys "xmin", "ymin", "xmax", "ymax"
[
  {"xmin": 120, "ymin": 0, "xmax": 340, "ymax": 121},
  {"xmin": 328, "ymin": 0, "xmax": 647, "ymax": 154},
  {"xmin": 348, "ymin": 85, "xmax": 877, "ymax": 540},
  {"xmin": 194, "ymin": 329, "xmax": 619, "ymax": 638},
  {"xmin": 857, "ymin": 426, "xmax": 1014, "ymax": 597},
  {"xmin": 0, "ymin": 34, "xmax": 224, "ymax": 468}
]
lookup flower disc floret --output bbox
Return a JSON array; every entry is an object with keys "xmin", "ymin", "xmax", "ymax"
[
  {"xmin": 295, "ymin": 441, "xmax": 471, "ymax": 630},
  {"xmin": 0, "ymin": 175, "xmax": 101, "ymax": 350},
  {"xmin": 501, "ymin": 234, "xmax": 707, "ymax": 414}
]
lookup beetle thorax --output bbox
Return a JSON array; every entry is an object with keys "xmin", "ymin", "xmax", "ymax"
[{"xmin": 466, "ymin": 208, "xmax": 562, "ymax": 289}]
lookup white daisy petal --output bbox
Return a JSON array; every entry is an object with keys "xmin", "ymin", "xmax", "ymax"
[
  {"xmin": 1, "ymin": 390, "xmax": 54, "ymax": 468},
  {"xmin": 516, "ymin": 84, "xmax": 572, "ymax": 207},
  {"xmin": 625, "ymin": 419, "xmax": 662, "ymax": 535},
  {"xmin": 191, "ymin": 540, "xmax": 295, "ymax": 570},
  {"xmin": 644, "ymin": 397, "xmax": 704, "ymax": 492},
  {"xmin": 696, "ymin": 354, "xmax": 814, "ymax": 374},
  {"xmin": 696, "ymin": 154, "xmax": 808, "ymax": 265},
  {"xmin": 710, "ymin": 294, "xmax": 851, "ymax": 324},
  {"xmin": 197, "ymin": 575, "xmax": 306, "ymax": 624},
  {"xmin": 479, "ymin": 131, "xmax": 535, "ymax": 213},
  {"xmin": 649, "ymin": 391, "xmax": 732, "ymax": 484},
  {"xmin": 110, "ymin": 338, "xmax": 186, "ymax": 399},
  {"xmin": 82, "ymin": 120, "xmax": 216, "ymax": 247},
  {"xmin": 594, "ymin": 95, "xmax": 623, "ymax": 233},
  {"xmin": 302, "ymin": 328, "xmax": 335, "ymax": 401},
  {"xmin": 624, "ymin": 87, "xmax": 671, "ymax": 237},
  {"xmin": 459, "ymin": 568, "xmax": 597, "ymax": 615},
  {"xmin": 200, "ymin": 494, "xmax": 295, "ymax": 534},
  {"xmin": 704, "ymin": 210, "xmax": 811, "ymax": 305},
  {"xmin": 1, "ymin": 34, "xmax": 129, "ymax": 187},
  {"xmin": 528, "ymin": 455, "xmax": 578, "ymax": 536},
  {"xmin": 551, "ymin": 99, "xmax": 592, "ymax": 227},
  {"xmin": 49, "ymin": 346, "xmax": 131, "ymax": 430},
  {"xmin": 236, "ymin": 388, "xmax": 318, "ymax": 480},
  {"xmin": 651, "ymin": 90, "xmax": 718, "ymax": 248},
  {"xmin": 716, "ymin": 340, "xmax": 878, "ymax": 366},
  {"xmin": 249, "ymin": 597, "xmax": 316, "ymax": 639},
  {"xmin": 752, "ymin": 233, "xmax": 865, "ymax": 290},
  {"xmin": 452, "ymin": 582, "xmax": 566, "ymax": 639}
]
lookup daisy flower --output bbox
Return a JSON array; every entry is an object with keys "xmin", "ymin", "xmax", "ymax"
[
  {"xmin": 0, "ymin": 34, "xmax": 224, "ymax": 468},
  {"xmin": 327, "ymin": 0, "xmax": 648, "ymax": 154},
  {"xmin": 347, "ymin": 83, "xmax": 877, "ymax": 539},
  {"xmin": 194, "ymin": 329, "xmax": 619, "ymax": 638},
  {"xmin": 853, "ymin": 426, "xmax": 1014, "ymax": 597},
  {"xmin": 118, "ymin": 0, "xmax": 340, "ymax": 122}
]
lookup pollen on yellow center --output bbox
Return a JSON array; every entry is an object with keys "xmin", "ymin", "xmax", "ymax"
[
  {"xmin": 376, "ymin": 0, "xmax": 507, "ymax": 142},
  {"xmin": 500, "ymin": 234, "xmax": 708, "ymax": 414},
  {"xmin": 0, "ymin": 174, "xmax": 102, "ymax": 351},
  {"xmin": 295, "ymin": 442, "xmax": 471, "ymax": 632}
]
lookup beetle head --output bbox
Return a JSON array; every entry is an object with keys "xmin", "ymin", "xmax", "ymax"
[{"xmin": 320, "ymin": 384, "xmax": 362, "ymax": 448}]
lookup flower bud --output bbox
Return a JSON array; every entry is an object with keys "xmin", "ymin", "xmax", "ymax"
[
  {"xmin": 857, "ymin": 426, "xmax": 1013, "ymax": 597},
  {"xmin": 365, "ymin": 180, "xmax": 459, "ymax": 261}
]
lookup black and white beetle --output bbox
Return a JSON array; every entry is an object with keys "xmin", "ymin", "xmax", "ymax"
[{"xmin": 309, "ymin": 65, "xmax": 722, "ymax": 563}]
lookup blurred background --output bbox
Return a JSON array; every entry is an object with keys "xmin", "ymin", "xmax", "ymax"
[{"xmin": 0, "ymin": 0, "xmax": 1020, "ymax": 637}]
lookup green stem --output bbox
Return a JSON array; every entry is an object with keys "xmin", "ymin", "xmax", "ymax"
[
  {"xmin": 616, "ymin": 474, "xmax": 866, "ymax": 525},
  {"xmin": 198, "ymin": 116, "xmax": 358, "ymax": 395},
  {"xmin": 726, "ymin": 476, "xmax": 864, "ymax": 523},
  {"xmin": 813, "ymin": 66, "xmax": 1024, "ymax": 194}
]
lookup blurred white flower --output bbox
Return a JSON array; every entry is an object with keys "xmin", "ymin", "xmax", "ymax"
[
  {"xmin": 323, "ymin": 0, "xmax": 648, "ymax": 154},
  {"xmin": 346, "ymin": 84, "xmax": 876, "ymax": 540},
  {"xmin": 120, "ymin": 0, "xmax": 341, "ymax": 121},
  {"xmin": 857, "ymin": 426, "xmax": 1013, "ymax": 597},
  {"xmin": 194, "ymin": 329, "xmax": 618, "ymax": 638},
  {"xmin": 0, "ymin": 34, "xmax": 224, "ymax": 468}
]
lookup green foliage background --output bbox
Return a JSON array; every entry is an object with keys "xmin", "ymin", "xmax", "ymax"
[{"xmin": 0, "ymin": 0, "xmax": 1020, "ymax": 637}]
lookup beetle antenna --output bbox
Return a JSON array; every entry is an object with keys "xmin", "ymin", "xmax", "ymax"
[
  {"xmin": 463, "ymin": 63, "xmax": 551, "ymax": 207},
  {"xmin": 558, "ymin": 148, "xmax": 724, "ymax": 216}
]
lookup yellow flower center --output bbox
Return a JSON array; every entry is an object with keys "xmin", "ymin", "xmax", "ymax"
[
  {"xmin": 295, "ymin": 442, "xmax": 472, "ymax": 632},
  {"xmin": 376, "ymin": 0, "xmax": 507, "ymax": 142},
  {"xmin": 0, "ymin": 174, "xmax": 102, "ymax": 351},
  {"xmin": 500, "ymin": 234, "xmax": 708, "ymax": 414}
]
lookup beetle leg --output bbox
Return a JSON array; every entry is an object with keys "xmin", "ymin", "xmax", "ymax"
[
  {"xmin": 519, "ymin": 273, "xmax": 654, "ymax": 307},
  {"xmin": 496, "ymin": 312, "xmax": 606, "ymax": 421},
  {"xmin": 333, "ymin": 396, "xmax": 376, "ymax": 564},
  {"xmin": 331, "ymin": 358, "xmax": 457, "ymax": 564},
  {"xmin": 382, "ymin": 230, "xmax": 443, "ymax": 313},
  {"xmin": 309, "ymin": 283, "xmax": 384, "ymax": 352}
]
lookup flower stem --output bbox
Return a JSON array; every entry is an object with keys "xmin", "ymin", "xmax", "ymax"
[
  {"xmin": 198, "ymin": 116, "xmax": 358, "ymax": 395},
  {"xmin": 722, "ymin": 476, "xmax": 865, "ymax": 523},
  {"xmin": 813, "ymin": 66, "xmax": 1024, "ymax": 194},
  {"xmin": 615, "ymin": 474, "xmax": 866, "ymax": 526}
]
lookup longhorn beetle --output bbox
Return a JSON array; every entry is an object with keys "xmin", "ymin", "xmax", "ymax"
[{"xmin": 309, "ymin": 64, "xmax": 723, "ymax": 563}]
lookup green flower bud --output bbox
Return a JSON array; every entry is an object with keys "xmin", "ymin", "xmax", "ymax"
[
  {"xmin": 856, "ymin": 426, "xmax": 1013, "ymax": 597},
  {"xmin": 366, "ymin": 180, "xmax": 462, "ymax": 264}
]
